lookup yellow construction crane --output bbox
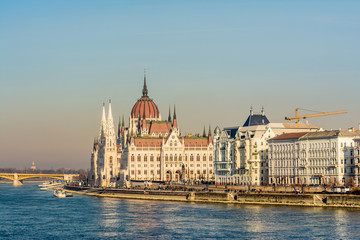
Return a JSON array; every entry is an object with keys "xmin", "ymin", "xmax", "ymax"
[{"xmin": 285, "ymin": 108, "xmax": 348, "ymax": 123}]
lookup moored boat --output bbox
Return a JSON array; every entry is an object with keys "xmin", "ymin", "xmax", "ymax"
[{"xmin": 54, "ymin": 189, "xmax": 67, "ymax": 198}]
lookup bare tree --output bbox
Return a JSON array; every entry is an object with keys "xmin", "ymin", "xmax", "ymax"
[{"xmin": 345, "ymin": 177, "xmax": 355, "ymax": 188}]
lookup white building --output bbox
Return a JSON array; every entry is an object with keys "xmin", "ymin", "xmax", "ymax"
[
  {"xmin": 268, "ymin": 132, "xmax": 308, "ymax": 185},
  {"xmin": 354, "ymin": 138, "xmax": 360, "ymax": 186},
  {"xmin": 269, "ymin": 130, "xmax": 360, "ymax": 186},
  {"xmin": 89, "ymin": 101, "xmax": 119, "ymax": 187},
  {"xmin": 89, "ymin": 75, "xmax": 214, "ymax": 187},
  {"xmin": 214, "ymin": 107, "xmax": 320, "ymax": 186}
]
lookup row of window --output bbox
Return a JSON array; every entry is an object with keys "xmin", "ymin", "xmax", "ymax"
[
  {"xmin": 130, "ymin": 169, "xmax": 213, "ymax": 175},
  {"xmin": 130, "ymin": 154, "xmax": 213, "ymax": 162}
]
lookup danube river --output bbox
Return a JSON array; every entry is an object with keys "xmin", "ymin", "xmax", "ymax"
[{"xmin": 1, "ymin": 183, "xmax": 360, "ymax": 239}]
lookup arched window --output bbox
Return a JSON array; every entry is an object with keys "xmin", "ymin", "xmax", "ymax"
[
  {"xmin": 137, "ymin": 155, "xmax": 141, "ymax": 162},
  {"xmin": 150, "ymin": 155, "xmax": 154, "ymax": 161},
  {"xmin": 165, "ymin": 155, "xmax": 168, "ymax": 161},
  {"xmin": 209, "ymin": 155, "xmax": 213, "ymax": 161},
  {"xmin": 203, "ymin": 155, "xmax": 206, "ymax": 161},
  {"xmin": 190, "ymin": 155, "xmax": 194, "ymax": 161},
  {"xmin": 131, "ymin": 155, "xmax": 135, "ymax": 162},
  {"xmin": 157, "ymin": 155, "xmax": 161, "ymax": 161},
  {"xmin": 144, "ymin": 155, "xmax": 148, "ymax": 162},
  {"xmin": 197, "ymin": 154, "xmax": 200, "ymax": 161},
  {"xmin": 170, "ymin": 154, "xmax": 173, "ymax": 161},
  {"xmin": 179, "ymin": 155, "xmax": 182, "ymax": 161}
]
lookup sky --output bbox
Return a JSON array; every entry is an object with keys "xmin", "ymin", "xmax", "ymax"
[{"xmin": 1, "ymin": 0, "xmax": 359, "ymax": 169}]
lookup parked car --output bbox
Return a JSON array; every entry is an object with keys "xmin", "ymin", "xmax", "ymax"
[{"xmin": 293, "ymin": 189, "xmax": 301, "ymax": 194}]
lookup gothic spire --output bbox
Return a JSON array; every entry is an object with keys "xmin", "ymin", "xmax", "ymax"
[
  {"xmin": 172, "ymin": 105, "xmax": 178, "ymax": 129},
  {"xmin": 107, "ymin": 99, "xmax": 113, "ymax": 122},
  {"xmin": 168, "ymin": 106, "xmax": 172, "ymax": 122},
  {"xmin": 203, "ymin": 126, "xmax": 206, "ymax": 137},
  {"xmin": 208, "ymin": 125, "xmax": 212, "ymax": 137},
  {"xmin": 142, "ymin": 70, "xmax": 148, "ymax": 97},
  {"xmin": 122, "ymin": 115, "xmax": 125, "ymax": 127},
  {"xmin": 101, "ymin": 102, "xmax": 106, "ymax": 124},
  {"xmin": 173, "ymin": 105, "xmax": 177, "ymax": 120},
  {"xmin": 99, "ymin": 102, "xmax": 107, "ymax": 138},
  {"xmin": 118, "ymin": 117, "xmax": 121, "ymax": 138}
]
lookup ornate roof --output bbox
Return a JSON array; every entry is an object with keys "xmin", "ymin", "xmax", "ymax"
[
  {"xmin": 243, "ymin": 107, "xmax": 270, "ymax": 127},
  {"xmin": 130, "ymin": 75, "xmax": 160, "ymax": 119}
]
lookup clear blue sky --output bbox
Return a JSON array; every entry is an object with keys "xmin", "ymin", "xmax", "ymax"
[{"xmin": 1, "ymin": 0, "xmax": 359, "ymax": 169}]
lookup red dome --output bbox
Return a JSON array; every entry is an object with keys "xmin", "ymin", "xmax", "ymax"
[
  {"xmin": 131, "ymin": 76, "xmax": 160, "ymax": 119},
  {"xmin": 131, "ymin": 96, "xmax": 160, "ymax": 119}
]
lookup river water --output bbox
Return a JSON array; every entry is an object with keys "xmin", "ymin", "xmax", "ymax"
[{"xmin": 1, "ymin": 183, "xmax": 360, "ymax": 239}]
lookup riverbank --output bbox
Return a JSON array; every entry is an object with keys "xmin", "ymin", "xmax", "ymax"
[{"xmin": 64, "ymin": 186, "xmax": 360, "ymax": 208}]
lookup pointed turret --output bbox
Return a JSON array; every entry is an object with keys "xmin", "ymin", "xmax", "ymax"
[
  {"xmin": 261, "ymin": 106, "xmax": 265, "ymax": 116},
  {"xmin": 208, "ymin": 125, "xmax": 213, "ymax": 143},
  {"xmin": 203, "ymin": 126, "xmax": 206, "ymax": 137},
  {"xmin": 99, "ymin": 102, "xmax": 107, "ymax": 138},
  {"xmin": 117, "ymin": 117, "xmax": 121, "ymax": 138},
  {"xmin": 121, "ymin": 115, "xmax": 125, "ymax": 133},
  {"xmin": 107, "ymin": 99, "xmax": 114, "ymax": 127},
  {"xmin": 106, "ymin": 99, "xmax": 116, "ymax": 140},
  {"xmin": 168, "ymin": 106, "xmax": 172, "ymax": 122},
  {"xmin": 172, "ymin": 105, "xmax": 178, "ymax": 129},
  {"xmin": 142, "ymin": 70, "xmax": 148, "ymax": 97}
]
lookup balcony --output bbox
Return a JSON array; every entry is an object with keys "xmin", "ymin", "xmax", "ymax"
[
  {"xmin": 313, "ymin": 173, "xmax": 324, "ymax": 177},
  {"xmin": 217, "ymin": 168, "xmax": 231, "ymax": 172}
]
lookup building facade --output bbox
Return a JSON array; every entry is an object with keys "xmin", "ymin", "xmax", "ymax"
[
  {"xmin": 89, "ymin": 75, "xmax": 214, "ymax": 187},
  {"xmin": 354, "ymin": 138, "xmax": 360, "ymax": 186},
  {"xmin": 269, "ymin": 130, "xmax": 360, "ymax": 186},
  {"xmin": 213, "ymin": 108, "xmax": 321, "ymax": 186}
]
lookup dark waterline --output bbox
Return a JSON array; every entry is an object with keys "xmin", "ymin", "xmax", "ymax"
[{"xmin": 1, "ymin": 183, "xmax": 360, "ymax": 239}]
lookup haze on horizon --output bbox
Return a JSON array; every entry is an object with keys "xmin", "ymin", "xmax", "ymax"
[{"xmin": 1, "ymin": 1, "xmax": 359, "ymax": 169}]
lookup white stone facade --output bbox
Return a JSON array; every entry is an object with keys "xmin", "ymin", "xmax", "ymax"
[
  {"xmin": 89, "ymin": 101, "xmax": 120, "ymax": 187},
  {"xmin": 269, "ymin": 130, "xmax": 360, "ymax": 186},
  {"xmin": 213, "ymin": 108, "xmax": 321, "ymax": 186},
  {"xmin": 89, "ymin": 76, "xmax": 214, "ymax": 187}
]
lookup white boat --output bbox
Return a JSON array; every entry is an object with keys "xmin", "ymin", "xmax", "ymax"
[
  {"xmin": 40, "ymin": 187, "xmax": 48, "ymax": 191},
  {"xmin": 39, "ymin": 182, "xmax": 64, "ymax": 189},
  {"xmin": 54, "ymin": 189, "xmax": 67, "ymax": 198}
]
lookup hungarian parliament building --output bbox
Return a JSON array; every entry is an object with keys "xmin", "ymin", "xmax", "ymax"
[{"xmin": 89, "ymin": 75, "xmax": 214, "ymax": 187}]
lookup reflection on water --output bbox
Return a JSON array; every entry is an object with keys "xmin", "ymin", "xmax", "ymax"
[{"xmin": 1, "ymin": 183, "xmax": 360, "ymax": 239}]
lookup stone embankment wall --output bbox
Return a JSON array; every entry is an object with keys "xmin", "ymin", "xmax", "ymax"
[{"xmin": 65, "ymin": 186, "xmax": 360, "ymax": 208}]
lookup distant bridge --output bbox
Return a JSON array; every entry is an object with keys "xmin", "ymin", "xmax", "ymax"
[{"xmin": 0, "ymin": 173, "xmax": 79, "ymax": 186}]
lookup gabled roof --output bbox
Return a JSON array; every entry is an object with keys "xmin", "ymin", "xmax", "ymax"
[
  {"xmin": 243, "ymin": 114, "xmax": 270, "ymax": 127},
  {"xmin": 300, "ymin": 130, "xmax": 360, "ymax": 139},
  {"xmin": 270, "ymin": 132, "xmax": 309, "ymax": 140},
  {"xmin": 149, "ymin": 121, "xmax": 172, "ymax": 134},
  {"xmin": 133, "ymin": 138, "xmax": 163, "ymax": 147},
  {"xmin": 183, "ymin": 137, "xmax": 210, "ymax": 147}
]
